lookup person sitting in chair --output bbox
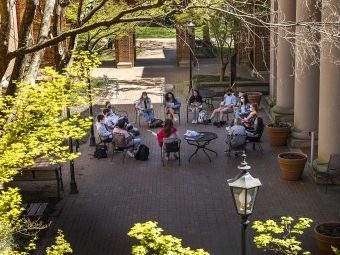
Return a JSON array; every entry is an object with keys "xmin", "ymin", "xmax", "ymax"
[
  {"xmin": 135, "ymin": 91, "xmax": 154, "ymax": 125},
  {"xmin": 225, "ymin": 118, "xmax": 246, "ymax": 158},
  {"xmin": 164, "ymin": 92, "xmax": 181, "ymax": 121},
  {"xmin": 188, "ymin": 89, "xmax": 203, "ymax": 123},
  {"xmin": 113, "ymin": 119, "xmax": 141, "ymax": 158},
  {"xmin": 242, "ymin": 103, "xmax": 258, "ymax": 129},
  {"xmin": 147, "ymin": 119, "xmax": 179, "ymax": 161},
  {"xmin": 96, "ymin": 114, "xmax": 113, "ymax": 143},
  {"xmin": 246, "ymin": 117, "xmax": 264, "ymax": 149},
  {"xmin": 207, "ymin": 88, "xmax": 237, "ymax": 128},
  {"xmin": 230, "ymin": 93, "xmax": 251, "ymax": 127}
]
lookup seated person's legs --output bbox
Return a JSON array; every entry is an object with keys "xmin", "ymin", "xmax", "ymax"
[{"xmin": 127, "ymin": 138, "xmax": 141, "ymax": 151}]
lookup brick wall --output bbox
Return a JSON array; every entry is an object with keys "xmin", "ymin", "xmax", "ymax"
[{"xmin": 114, "ymin": 32, "xmax": 135, "ymax": 67}]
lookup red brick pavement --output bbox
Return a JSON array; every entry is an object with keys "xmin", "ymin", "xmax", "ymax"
[{"xmin": 11, "ymin": 56, "xmax": 339, "ymax": 255}]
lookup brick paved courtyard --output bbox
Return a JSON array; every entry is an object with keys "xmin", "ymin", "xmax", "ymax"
[{"xmin": 10, "ymin": 47, "xmax": 340, "ymax": 255}]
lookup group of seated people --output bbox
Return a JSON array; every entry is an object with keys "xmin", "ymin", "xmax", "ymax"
[
  {"xmin": 95, "ymin": 89, "xmax": 262, "ymax": 160},
  {"xmin": 96, "ymin": 101, "xmax": 141, "ymax": 158}
]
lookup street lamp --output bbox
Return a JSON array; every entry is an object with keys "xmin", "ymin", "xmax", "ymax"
[
  {"xmin": 186, "ymin": 21, "xmax": 195, "ymax": 93},
  {"xmin": 227, "ymin": 155, "xmax": 261, "ymax": 255},
  {"xmin": 88, "ymin": 75, "xmax": 96, "ymax": 147}
]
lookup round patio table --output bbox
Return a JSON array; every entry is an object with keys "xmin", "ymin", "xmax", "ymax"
[{"xmin": 184, "ymin": 131, "xmax": 218, "ymax": 162}]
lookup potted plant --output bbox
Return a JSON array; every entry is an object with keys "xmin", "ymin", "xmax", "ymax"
[
  {"xmin": 278, "ymin": 152, "xmax": 308, "ymax": 181},
  {"xmin": 246, "ymin": 92, "xmax": 262, "ymax": 106},
  {"xmin": 314, "ymin": 222, "xmax": 340, "ymax": 255},
  {"xmin": 266, "ymin": 120, "xmax": 291, "ymax": 146}
]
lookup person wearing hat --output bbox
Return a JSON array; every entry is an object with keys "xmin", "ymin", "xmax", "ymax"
[{"xmin": 113, "ymin": 119, "xmax": 141, "ymax": 158}]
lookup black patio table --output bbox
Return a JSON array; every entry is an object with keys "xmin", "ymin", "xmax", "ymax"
[
  {"xmin": 199, "ymin": 89, "xmax": 216, "ymax": 111},
  {"xmin": 184, "ymin": 131, "xmax": 218, "ymax": 162}
]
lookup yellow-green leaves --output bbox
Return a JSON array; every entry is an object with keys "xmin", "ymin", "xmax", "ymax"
[
  {"xmin": 46, "ymin": 230, "xmax": 73, "ymax": 255},
  {"xmin": 128, "ymin": 221, "xmax": 210, "ymax": 255},
  {"xmin": 252, "ymin": 216, "xmax": 313, "ymax": 255}
]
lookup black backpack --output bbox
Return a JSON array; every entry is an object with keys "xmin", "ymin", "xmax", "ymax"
[
  {"xmin": 148, "ymin": 119, "xmax": 164, "ymax": 129},
  {"xmin": 134, "ymin": 144, "xmax": 149, "ymax": 161},
  {"xmin": 93, "ymin": 145, "xmax": 108, "ymax": 159}
]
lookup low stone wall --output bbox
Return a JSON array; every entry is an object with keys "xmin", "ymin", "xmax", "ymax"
[{"xmin": 198, "ymin": 81, "xmax": 269, "ymax": 97}]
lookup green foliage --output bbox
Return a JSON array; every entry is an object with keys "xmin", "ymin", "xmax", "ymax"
[
  {"xmin": 46, "ymin": 230, "xmax": 72, "ymax": 255},
  {"xmin": 193, "ymin": 74, "xmax": 254, "ymax": 87},
  {"xmin": 0, "ymin": 51, "xmax": 98, "ymax": 253},
  {"xmin": 128, "ymin": 221, "xmax": 209, "ymax": 255},
  {"xmin": 269, "ymin": 119, "xmax": 290, "ymax": 128},
  {"xmin": 333, "ymin": 247, "xmax": 340, "ymax": 255},
  {"xmin": 252, "ymin": 216, "xmax": 313, "ymax": 255}
]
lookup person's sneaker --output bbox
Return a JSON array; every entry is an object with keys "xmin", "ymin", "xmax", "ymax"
[
  {"xmin": 174, "ymin": 117, "xmax": 178, "ymax": 122},
  {"xmin": 165, "ymin": 156, "xmax": 169, "ymax": 161},
  {"xmin": 192, "ymin": 120, "xmax": 197, "ymax": 124},
  {"xmin": 225, "ymin": 150, "xmax": 231, "ymax": 155},
  {"xmin": 127, "ymin": 151, "xmax": 135, "ymax": 158},
  {"xmin": 222, "ymin": 120, "xmax": 227, "ymax": 124},
  {"xmin": 208, "ymin": 119, "xmax": 211, "ymax": 123},
  {"xmin": 217, "ymin": 122, "xmax": 224, "ymax": 128}
]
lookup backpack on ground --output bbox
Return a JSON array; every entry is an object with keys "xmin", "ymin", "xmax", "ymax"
[
  {"xmin": 93, "ymin": 144, "xmax": 108, "ymax": 159},
  {"xmin": 134, "ymin": 144, "xmax": 149, "ymax": 161},
  {"xmin": 148, "ymin": 119, "xmax": 164, "ymax": 128},
  {"xmin": 197, "ymin": 110, "xmax": 209, "ymax": 124}
]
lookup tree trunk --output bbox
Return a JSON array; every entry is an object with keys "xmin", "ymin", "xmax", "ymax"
[
  {"xmin": 202, "ymin": 22, "xmax": 211, "ymax": 47},
  {"xmin": 24, "ymin": 0, "xmax": 56, "ymax": 84},
  {"xmin": 5, "ymin": 0, "xmax": 38, "ymax": 96},
  {"xmin": 0, "ymin": 1, "xmax": 10, "ymax": 81},
  {"xmin": 219, "ymin": 60, "xmax": 228, "ymax": 82}
]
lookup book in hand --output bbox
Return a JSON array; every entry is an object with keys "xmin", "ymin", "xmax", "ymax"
[{"xmin": 166, "ymin": 102, "xmax": 174, "ymax": 108}]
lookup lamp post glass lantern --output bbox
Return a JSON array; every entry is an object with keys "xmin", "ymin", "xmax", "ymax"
[
  {"xmin": 186, "ymin": 21, "xmax": 195, "ymax": 93},
  {"xmin": 228, "ymin": 170, "xmax": 261, "ymax": 255}
]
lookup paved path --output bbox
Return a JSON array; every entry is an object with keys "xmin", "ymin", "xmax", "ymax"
[{"xmin": 11, "ymin": 47, "xmax": 340, "ymax": 255}]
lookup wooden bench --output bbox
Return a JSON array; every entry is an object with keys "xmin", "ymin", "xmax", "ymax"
[
  {"xmin": 13, "ymin": 158, "xmax": 63, "ymax": 198},
  {"xmin": 21, "ymin": 203, "xmax": 49, "ymax": 222}
]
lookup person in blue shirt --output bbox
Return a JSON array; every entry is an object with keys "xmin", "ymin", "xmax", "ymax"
[{"xmin": 207, "ymin": 88, "xmax": 237, "ymax": 127}]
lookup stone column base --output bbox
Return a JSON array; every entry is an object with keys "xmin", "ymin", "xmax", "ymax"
[
  {"xmin": 289, "ymin": 129, "xmax": 319, "ymax": 148},
  {"xmin": 179, "ymin": 60, "xmax": 193, "ymax": 67},
  {"xmin": 117, "ymin": 62, "xmax": 132, "ymax": 68},
  {"xmin": 307, "ymin": 160, "xmax": 340, "ymax": 185},
  {"xmin": 264, "ymin": 95, "xmax": 275, "ymax": 114}
]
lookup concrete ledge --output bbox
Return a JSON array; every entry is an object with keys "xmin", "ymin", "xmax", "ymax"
[
  {"xmin": 198, "ymin": 81, "xmax": 269, "ymax": 97},
  {"xmin": 117, "ymin": 62, "xmax": 132, "ymax": 68}
]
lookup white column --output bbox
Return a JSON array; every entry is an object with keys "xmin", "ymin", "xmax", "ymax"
[
  {"xmin": 313, "ymin": 0, "xmax": 340, "ymax": 167},
  {"xmin": 269, "ymin": 0, "xmax": 277, "ymax": 104},
  {"xmin": 289, "ymin": 0, "xmax": 321, "ymax": 147},
  {"xmin": 272, "ymin": 0, "xmax": 296, "ymax": 118}
]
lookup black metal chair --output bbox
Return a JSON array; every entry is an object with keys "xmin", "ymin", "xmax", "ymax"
[
  {"xmin": 225, "ymin": 134, "xmax": 247, "ymax": 164},
  {"xmin": 112, "ymin": 133, "xmax": 134, "ymax": 164},
  {"xmin": 161, "ymin": 138, "xmax": 181, "ymax": 167},
  {"xmin": 246, "ymin": 125, "xmax": 265, "ymax": 155},
  {"xmin": 314, "ymin": 153, "xmax": 340, "ymax": 193},
  {"xmin": 102, "ymin": 75, "xmax": 119, "ymax": 97}
]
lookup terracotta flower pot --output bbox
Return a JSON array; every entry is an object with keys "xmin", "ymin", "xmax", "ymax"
[
  {"xmin": 266, "ymin": 123, "xmax": 291, "ymax": 146},
  {"xmin": 314, "ymin": 222, "xmax": 340, "ymax": 255},
  {"xmin": 278, "ymin": 152, "xmax": 308, "ymax": 181},
  {"xmin": 246, "ymin": 92, "xmax": 262, "ymax": 106}
]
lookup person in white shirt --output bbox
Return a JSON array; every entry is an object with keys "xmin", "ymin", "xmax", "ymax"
[
  {"xmin": 96, "ymin": 114, "xmax": 113, "ymax": 142},
  {"xmin": 135, "ymin": 92, "xmax": 154, "ymax": 125},
  {"xmin": 207, "ymin": 88, "xmax": 237, "ymax": 127}
]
